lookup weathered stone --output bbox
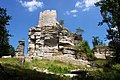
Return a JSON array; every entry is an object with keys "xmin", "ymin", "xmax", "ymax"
[
  {"xmin": 15, "ymin": 40, "xmax": 25, "ymax": 57},
  {"xmin": 38, "ymin": 10, "xmax": 58, "ymax": 27},
  {"xmin": 94, "ymin": 46, "xmax": 114, "ymax": 59},
  {"xmin": 27, "ymin": 10, "xmax": 75, "ymax": 58},
  {"xmin": 2, "ymin": 55, "xmax": 11, "ymax": 58}
]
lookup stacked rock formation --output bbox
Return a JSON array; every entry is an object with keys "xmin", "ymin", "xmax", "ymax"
[
  {"xmin": 27, "ymin": 10, "xmax": 75, "ymax": 58},
  {"xmin": 15, "ymin": 40, "xmax": 25, "ymax": 57}
]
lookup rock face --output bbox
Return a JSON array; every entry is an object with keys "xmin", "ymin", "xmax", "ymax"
[
  {"xmin": 94, "ymin": 46, "xmax": 114, "ymax": 59},
  {"xmin": 15, "ymin": 40, "xmax": 25, "ymax": 57},
  {"xmin": 14, "ymin": 10, "xmax": 90, "ymax": 66},
  {"xmin": 27, "ymin": 10, "xmax": 75, "ymax": 57}
]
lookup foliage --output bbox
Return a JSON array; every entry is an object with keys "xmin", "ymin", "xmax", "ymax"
[
  {"xmin": 95, "ymin": 0, "xmax": 120, "ymax": 62},
  {"xmin": 10, "ymin": 45, "xmax": 15, "ymax": 57},
  {"xmin": 86, "ymin": 59, "xmax": 120, "ymax": 80},
  {"xmin": 92, "ymin": 36, "xmax": 99, "ymax": 47},
  {"xmin": 92, "ymin": 36, "xmax": 104, "ymax": 48},
  {"xmin": 87, "ymin": 63, "xmax": 120, "ymax": 80},
  {"xmin": 58, "ymin": 19, "xmax": 64, "ymax": 25},
  {"xmin": 94, "ymin": 59, "xmax": 108, "ymax": 67},
  {"xmin": 0, "ymin": 7, "xmax": 12, "ymax": 58},
  {"xmin": 75, "ymin": 40, "xmax": 92, "ymax": 54},
  {"xmin": 76, "ymin": 27, "xmax": 84, "ymax": 35},
  {"xmin": 74, "ymin": 40, "xmax": 94, "ymax": 60},
  {"xmin": 88, "ymin": 68, "xmax": 120, "ymax": 80},
  {"xmin": 74, "ymin": 34, "xmax": 83, "ymax": 41}
]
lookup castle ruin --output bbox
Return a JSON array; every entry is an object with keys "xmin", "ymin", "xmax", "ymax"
[
  {"xmin": 27, "ymin": 10, "xmax": 75, "ymax": 58},
  {"xmin": 14, "ymin": 10, "xmax": 115, "ymax": 66}
]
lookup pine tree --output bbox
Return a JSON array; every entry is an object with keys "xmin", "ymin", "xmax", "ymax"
[{"xmin": 0, "ymin": 7, "xmax": 11, "ymax": 57}]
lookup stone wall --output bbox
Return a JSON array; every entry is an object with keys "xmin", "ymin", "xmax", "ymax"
[{"xmin": 38, "ymin": 10, "xmax": 58, "ymax": 27}]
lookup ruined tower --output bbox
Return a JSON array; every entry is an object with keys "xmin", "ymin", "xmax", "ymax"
[
  {"xmin": 27, "ymin": 10, "xmax": 74, "ymax": 58},
  {"xmin": 27, "ymin": 10, "xmax": 59, "ymax": 57},
  {"xmin": 38, "ymin": 10, "xmax": 58, "ymax": 27}
]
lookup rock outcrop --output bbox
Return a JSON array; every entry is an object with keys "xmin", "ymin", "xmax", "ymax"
[
  {"xmin": 27, "ymin": 10, "xmax": 75, "ymax": 58},
  {"xmin": 15, "ymin": 40, "xmax": 25, "ymax": 57},
  {"xmin": 94, "ymin": 46, "xmax": 114, "ymax": 59},
  {"xmin": 14, "ymin": 10, "xmax": 90, "ymax": 66}
]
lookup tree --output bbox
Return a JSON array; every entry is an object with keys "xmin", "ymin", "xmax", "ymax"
[
  {"xmin": 95, "ymin": 0, "xmax": 120, "ymax": 62},
  {"xmin": 76, "ymin": 27, "xmax": 84, "ymax": 35},
  {"xmin": 0, "ymin": 7, "xmax": 11, "ymax": 57},
  {"xmin": 92, "ymin": 36, "xmax": 104, "ymax": 47},
  {"xmin": 92, "ymin": 36, "xmax": 99, "ymax": 47},
  {"xmin": 74, "ymin": 27, "xmax": 84, "ymax": 41},
  {"xmin": 9, "ymin": 45, "xmax": 15, "ymax": 57},
  {"xmin": 58, "ymin": 19, "xmax": 64, "ymax": 25},
  {"xmin": 74, "ymin": 40, "xmax": 93, "ymax": 59}
]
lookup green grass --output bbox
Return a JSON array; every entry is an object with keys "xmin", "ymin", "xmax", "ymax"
[
  {"xmin": 0, "ymin": 64, "xmax": 71, "ymax": 80},
  {"xmin": 1, "ymin": 58, "xmax": 120, "ymax": 80},
  {"xmin": 0, "ymin": 58, "xmax": 85, "ymax": 80},
  {"xmin": 0, "ymin": 58, "xmax": 19, "ymax": 64},
  {"xmin": 87, "ymin": 60, "xmax": 120, "ymax": 80},
  {"xmin": 31, "ymin": 59, "xmax": 85, "ymax": 74},
  {"xmin": 94, "ymin": 59, "xmax": 108, "ymax": 67}
]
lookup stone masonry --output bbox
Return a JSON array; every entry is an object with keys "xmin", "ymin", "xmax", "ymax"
[
  {"xmin": 15, "ymin": 40, "xmax": 25, "ymax": 57},
  {"xmin": 38, "ymin": 10, "xmax": 58, "ymax": 27}
]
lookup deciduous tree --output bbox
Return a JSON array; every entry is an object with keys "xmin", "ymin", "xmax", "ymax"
[{"xmin": 95, "ymin": 0, "xmax": 120, "ymax": 62}]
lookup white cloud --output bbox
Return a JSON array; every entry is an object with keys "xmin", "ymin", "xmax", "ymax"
[
  {"xmin": 64, "ymin": 11, "xmax": 70, "ymax": 15},
  {"xmin": 70, "ymin": 9, "xmax": 78, "ymax": 13},
  {"xmin": 75, "ymin": 1, "xmax": 83, "ymax": 8},
  {"xmin": 19, "ymin": 0, "xmax": 44, "ymax": 12},
  {"xmin": 64, "ymin": 0, "xmax": 100, "ymax": 17},
  {"xmin": 75, "ymin": 0, "xmax": 100, "ymax": 11},
  {"xmin": 64, "ymin": 9, "xmax": 78, "ymax": 17},
  {"xmin": 84, "ymin": 0, "xmax": 100, "ymax": 8},
  {"xmin": 82, "ymin": 7, "xmax": 90, "ymax": 11}
]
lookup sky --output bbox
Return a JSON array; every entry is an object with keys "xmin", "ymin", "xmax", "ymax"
[{"xmin": 0, "ymin": 0, "xmax": 108, "ymax": 53}]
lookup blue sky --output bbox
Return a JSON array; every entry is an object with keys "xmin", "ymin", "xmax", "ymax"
[{"xmin": 0, "ymin": 0, "xmax": 108, "ymax": 53}]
